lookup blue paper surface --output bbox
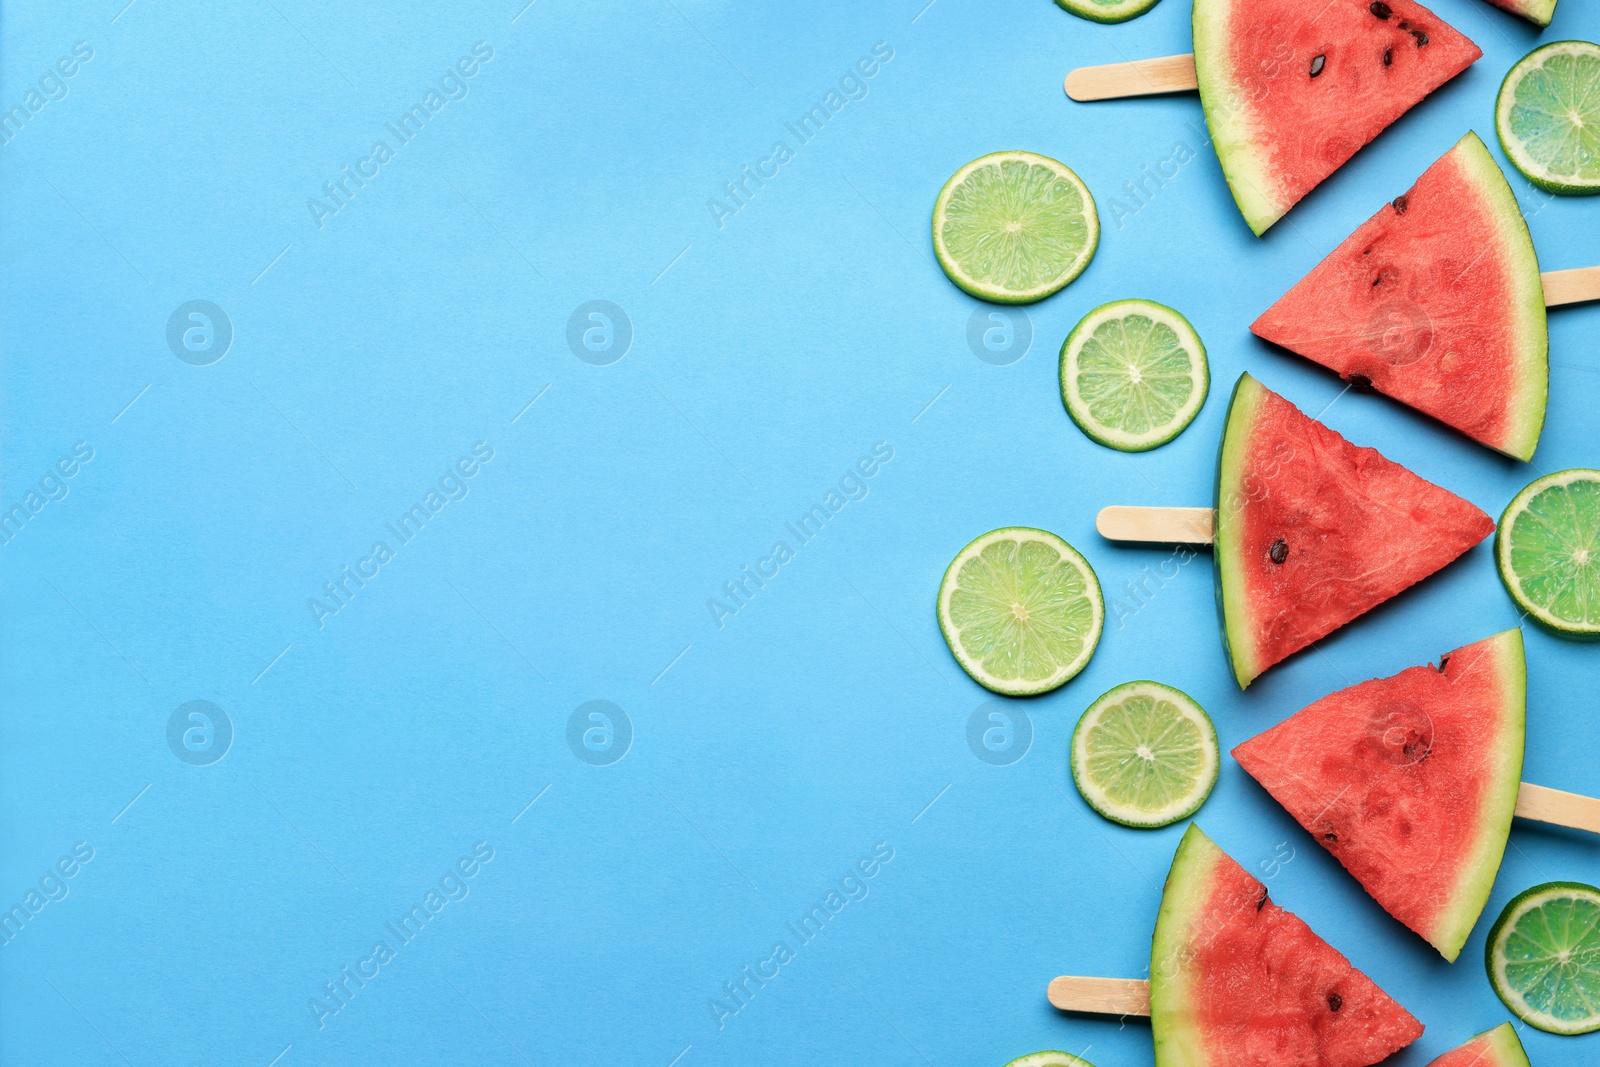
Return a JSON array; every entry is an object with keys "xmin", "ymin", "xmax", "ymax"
[{"xmin": 3, "ymin": 0, "xmax": 1598, "ymax": 1064}]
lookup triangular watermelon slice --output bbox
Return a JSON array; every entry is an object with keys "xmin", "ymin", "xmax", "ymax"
[
  {"xmin": 1214, "ymin": 373, "xmax": 1495, "ymax": 688},
  {"xmin": 1193, "ymin": 0, "xmax": 1482, "ymax": 234},
  {"xmin": 1233, "ymin": 629, "xmax": 1526, "ymax": 961},
  {"xmin": 1482, "ymin": 0, "xmax": 1556, "ymax": 27},
  {"xmin": 1253, "ymin": 133, "xmax": 1548, "ymax": 461},
  {"xmin": 1426, "ymin": 1022, "xmax": 1532, "ymax": 1066},
  {"xmin": 1151, "ymin": 825, "xmax": 1425, "ymax": 1067}
]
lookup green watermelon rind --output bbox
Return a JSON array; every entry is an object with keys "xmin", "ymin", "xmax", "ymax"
[
  {"xmin": 1451, "ymin": 132, "xmax": 1550, "ymax": 461},
  {"xmin": 1054, "ymin": 0, "xmax": 1164, "ymax": 24},
  {"xmin": 1496, "ymin": 42, "xmax": 1600, "ymax": 195},
  {"xmin": 1192, "ymin": 0, "xmax": 1285, "ymax": 235},
  {"xmin": 1490, "ymin": 0, "xmax": 1558, "ymax": 27},
  {"xmin": 1212, "ymin": 373, "xmax": 1267, "ymax": 689},
  {"xmin": 1149, "ymin": 824, "xmax": 1220, "ymax": 1067},
  {"xmin": 1486, "ymin": 880, "xmax": 1600, "ymax": 1034},
  {"xmin": 1474, "ymin": 1021, "xmax": 1534, "ymax": 1067},
  {"xmin": 1428, "ymin": 627, "xmax": 1528, "ymax": 962}
]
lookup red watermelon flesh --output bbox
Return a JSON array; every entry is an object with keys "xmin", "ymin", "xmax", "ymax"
[
  {"xmin": 1233, "ymin": 629, "xmax": 1526, "ymax": 961},
  {"xmin": 1253, "ymin": 133, "xmax": 1548, "ymax": 461},
  {"xmin": 1213, "ymin": 374, "xmax": 1496, "ymax": 688},
  {"xmin": 1426, "ymin": 1022, "xmax": 1533, "ymax": 1066},
  {"xmin": 1151, "ymin": 825, "xmax": 1424, "ymax": 1067},
  {"xmin": 1193, "ymin": 0, "xmax": 1481, "ymax": 234}
]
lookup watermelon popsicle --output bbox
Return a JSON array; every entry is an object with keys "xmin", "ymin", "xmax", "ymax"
[
  {"xmin": 1234, "ymin": 627, "xmax": 1600, "ymax": 961},
  {"xmin": 1062, "ymin": 0, "xmax": 1483, "ymax": 234},
  {"xmin": 1254, "ymin": 132, "xmax": 1600, "ymax": 463},
  {"xmin": 1426, "ymin": 1023, "xmax": 1532, "ymax": 1066},
  {"xmin": 1099, "ymin": 372, "xmax": 1495, "ymax": 688},
  {"xmin": 1047, "ymin": 825, "xmax": 1427, "ymax": 1067}
]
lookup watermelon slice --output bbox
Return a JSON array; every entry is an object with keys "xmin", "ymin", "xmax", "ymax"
[
  {"xmin": 1481, "ymin": 0, "xmax": 1556, "ymax": 27},
  {"xmin": 1233, "ymin": 629, "xmax": 1526, "ymax": 961},
  {"xmin": 1425, "ymin": 1022, "xmax": 1532, "ymax": 1067},
  {"xmin": 1252, "ymin": 133, "xmax": 1548, "ymax": 462},
  {"xmin": 1151, "ymin": 825, "xmax": 1425, "ymax": 1067},
  {"xmin": 1214, "ymin": 373, "xmax": 1495, "ymax": 688},
  {"xmin": 1193, "ymin": 0, "xmax": 1482, "ymax": 234}
]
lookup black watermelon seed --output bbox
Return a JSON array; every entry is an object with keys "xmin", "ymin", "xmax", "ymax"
[
  {"xmin": 1328, "ymin": 993, "xmax": 1344, "ymax": 1012},
  {"xmin": 1392, "ymin": 194, "xmax": 1409, "ymax": 214},
  {"xmin": 1269, "ymin": 539, "xmax": 1289, "ymax": 564},
  {"xmin": 1370, "ymin": 0, "xmax": 1391, "ymax": 17},
  {"xmin": 1347, "ymin": 373, "xmax": 1373, "ymax": 388},
  {"xmin": 1412, "ymin": 29, "xmax": 1429, "ymax": 45},
  {"xmin": 1383, "ymin": 48, "xmax": 1393, "ymax": 66},
  {"xmin": 1398, "ymin": 18, "xmax": 1411, "ymax": 28},
  {"xmin": 1323, "ymin": 831, "xmax": 1338, "ymax": 843},
  {"xmin": 1310, "ymin": 54, "xmax": 1326, "ymax": 77}
]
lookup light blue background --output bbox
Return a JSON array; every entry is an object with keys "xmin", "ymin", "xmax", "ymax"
[{"xmin": 3, "ymin": 0, "xmax": 1597, "ymax": 1064}]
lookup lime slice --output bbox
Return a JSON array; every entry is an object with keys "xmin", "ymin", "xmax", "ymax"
[
  {"xmin": 1496, "ymin": 469, "xmax": 1600, "ymax": 638},
  {"xmin": 932, "ymin": 152, "xmax": 1100, "ymax": 304},
  {"xmin": 1003, "ymin": 1053, "xmax": 1096, "ymax": 1067},
  {"xmin": 937, "ymin": 528, "xmax": 1104, "ymax": 696},
  {"xmin": 1060, "ymin": 299, "xmax": 1209, "ymax": 452},
  {"xmin": 1495, "ymin": 41, "xmax": 1600, "ymax": 196},
  {"xmin": 1070, "ymin": 681, "xmax": 1218, "ymax": 828},
  {"xmin": 1486, "ymin": 881, "xmax": 1600, "ymax": 1035},
  {"xmin": 1054, "ymin": 0, "xmax": 1162, "ymax": 24}
]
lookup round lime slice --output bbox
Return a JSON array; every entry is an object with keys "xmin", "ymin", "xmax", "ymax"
[
  {"xmin": 937, "ymin": 528, "xmax": 1104, "ymax": 696},
  {"xmin": 1060, "ymin": 299, "xmax": 1209, "ymax": 452},
  {"xmin": 1070, "ymin": 681, "xmax": 1218, "ymax": 828},
  {"xmin": 932, "ymin": 152, "xmax": 1099, "ymax": 305},
  {"xmin": 1004, "ymin": 1053, "xmax": 1097, "ymax": 1067},
  {"xmin": 1054, "ymin": 0, "xmax": 1162, "ymax": 23},
  {"xmin": 1487, "ymin": 881, "xmax": 1600, "ymax": 1035},
  {"xmin": 1496, "ymin": 469, "xmax": 1600, "ymax": 638},
  {"xmin": 1496, "ymin": 41, "xmax": 1600, "ymax": 196}
]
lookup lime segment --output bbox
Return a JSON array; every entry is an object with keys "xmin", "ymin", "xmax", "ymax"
[
  {"xmin": 933, "ymin": 152, "xmax": 1099, "ymax": 304},
  {"xmin": 1487, "ymin": 881, "xmax": 1600, "ymax": 1035},
  {"xmin": 1003, "ymin": 1053, "xmax": 1097, "ymax": 1067},
  {"xmin": 1054, "ymin": 0, "xmax": 1163, "ymax": 24},
  {"xmin": 937, "ymin": 528, "xmax": 1104, "ymax": 696},
  {"xmin": 1071, "ymin": 681, "xmax": 1218, "ymax": 828},
  {"xmin": 1496, "ymin": 469, "xmax": 1600, "ymax": 637},
  {"xmin": 1060, "ymin": 299, "xmax": 1209, "ymax": 452},
  {"xmin": 1495, "ymin": 41, "xmax": 1600, "ymax": 196}
]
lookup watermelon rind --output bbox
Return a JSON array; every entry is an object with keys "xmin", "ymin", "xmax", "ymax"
[
  {"xmin": 1191, "ymin": 0, "xmax": 1284, "ymax": 235},
  {"xmin": 1485, "ymin": 0, "xmax": 1557, "ymax": 27},
  {"xmin": 1452, "ymin": 133, "xmax": 1549, "ymax": 462},
  {"xmin": 1431, "ymin": 628, "xmax": 1527, "ymax": 961},
  {"xmin": 1149, "ymin": 824, "xmax": 1219, "ymax": 1067},
  {"xmin": 1475, "ymin": 1021, "xmax": 1533, "ymax": 1067},
  {"xmin": 1212, "ymin": 374, "xmax": 1267, "ymax": 688},
  {"xmin": 1486, "ymin": 881, "xmax": 1600, "ymax": 1034},
  {"xmin": 1496, "ymin": 42, "xmax": 1600, "ymax": 195},
  {"xmin": 1002, "ymin": 1052, "xmax": 1097, "ymax": 1067},
  {"xmin": 1496, "ymin": 469, "xmax": 1600, "ymax": 638},
  {"xmin": 1054, "ymin": 0, "xmax": 1163, "ymax": 24}
]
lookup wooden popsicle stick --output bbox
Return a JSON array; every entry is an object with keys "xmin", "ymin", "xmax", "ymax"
[
  {"xmin": 1096, "ymin": 506, "xmax": 1216, "ymax": 545},
  {"xmin": 1048, "ymin": 976, "xmax": 1152, "ymax": 1016},
  {"xmin": 1516, "ymin": 782, "xmax": 1600, "ymax": 834},
  {"xmin": 1542, "ymin": 267, "xmax": 1600, "ymax": 307},
  {"xmin": 1065, "ymin": 54, "xmax": 1198, "ymax": 102}
]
